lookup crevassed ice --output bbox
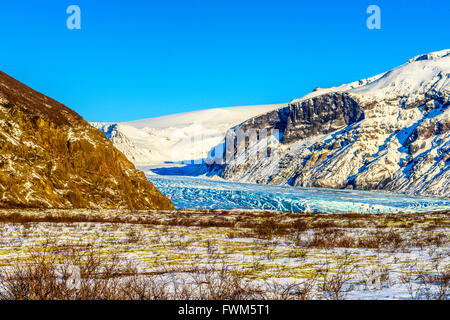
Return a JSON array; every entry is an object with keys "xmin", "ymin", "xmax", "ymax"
[{"xmin": 148, "ymin": 175, "xmax": 450, "ymax": 214}]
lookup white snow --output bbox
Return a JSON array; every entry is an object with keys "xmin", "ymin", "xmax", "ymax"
[
  {"xmin": 291, "ymin": 49, "xmax": 450, "ymax": 103},
  {"xmin": 351, "ymin": 51, "xmax": 450, "ymax": 99},
  {"xmin": 92, "ymin": 104, "xmax": 287, "ymax": 166}
]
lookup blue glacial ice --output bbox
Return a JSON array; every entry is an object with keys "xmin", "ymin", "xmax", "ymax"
[{"xmin": 147, "ymin": 175, "xmax": 450, "ymax": 214}]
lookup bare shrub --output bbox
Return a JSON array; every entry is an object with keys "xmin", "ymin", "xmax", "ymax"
[
  {"xmin": 126, "ymin": 229, "xmax": 143, "ymax": 244},
  {"xmin": 253, "ymin": 218, "xmax": 279, "ymax": 239},
  {"xmin": 399, "ymin": 259, "xmax": 449, "ymax": 300},
  {"xmin": 270, "ymin": 278, "xmax": 317, "ymax": 300},
  {"xmin": 318, "ymin": 252, "xmax": 357, "ymax": 300}
]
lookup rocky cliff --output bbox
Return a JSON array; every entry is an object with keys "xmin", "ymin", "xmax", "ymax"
[
  {"xmin": 209, "ymin": 50, "xmax": 450, "ymax": 198},
  {"xmin": 0, "ymin": 71, "xmax": 174, "ymax": 209}
]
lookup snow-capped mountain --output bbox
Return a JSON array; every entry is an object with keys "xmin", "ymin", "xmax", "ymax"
[
  {"xmin": 93, "ymin": 49, "xmax": 449, "ymax": 198},
  {"xmin": 208, "ymin": 49, "xmax": 450, "ymax": 198},
  {"xmin": 92, "ymin": 104, "xmax": 287, "ymax": 166}
]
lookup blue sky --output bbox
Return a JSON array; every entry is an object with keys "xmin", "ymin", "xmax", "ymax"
[{"xmin": 0, "ymin": 0, "xmax": 448, "ymax": 122}]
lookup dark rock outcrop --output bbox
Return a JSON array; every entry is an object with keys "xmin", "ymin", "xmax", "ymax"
[
  {"xmin": 232, "ymin": 93, "xmax": 363, "ymax": 144},
  {"xmin": 218, "ymin": 93, "xmax": 364, "ymax": 163}
]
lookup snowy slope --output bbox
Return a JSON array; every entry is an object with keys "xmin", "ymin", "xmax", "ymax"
[
  {"xmin": 210, "ymin": 49, "xmax": 450, "ymax": 198},
  {"xmin": 292, "ymin": 49, "xmax": 450, "ymax": 103},
  {"xmin": 92, "ymin": 104, "xmax": 286, "ymax": 166}
]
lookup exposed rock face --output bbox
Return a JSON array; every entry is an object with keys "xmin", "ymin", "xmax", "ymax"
[
  {"xmin": 209, "ymin": 50, "xmax": 450, "ymax": 198},
  {"xmin": 0, "ymin": 71, "xmax": 174, "ymax": 209},
  {"xmin": 234, "ymin": 93, "xmax": 364, "ymax": 145}
]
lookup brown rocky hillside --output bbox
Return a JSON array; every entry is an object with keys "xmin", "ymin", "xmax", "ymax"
[{"xmin": 0, "ymin": 71, "xmax": 173, "ymax": 209}]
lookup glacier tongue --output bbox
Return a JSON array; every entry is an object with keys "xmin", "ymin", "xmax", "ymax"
[{"xmin": 148, "ymin": 175, "xmax": 450, "ymax": 213}]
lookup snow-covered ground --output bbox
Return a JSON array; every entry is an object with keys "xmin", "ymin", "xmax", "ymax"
[
  {"xmin": 0, "ymin": 209, "xmax": 448, "ymax": 300},
  {"xmin": 92, "ymin": 104, "xmax": 286, "ymax": 166}
]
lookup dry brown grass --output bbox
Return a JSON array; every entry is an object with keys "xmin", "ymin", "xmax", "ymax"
[
  {"xmin": 0, "ymin": 244, "xmax": 264, "ymax": 300},
  {"xmin": 0, "ymin": 209, "xmax": 448, "ymax": 250},
  {"xmin": 0, "ymin": 209, "xmax": 448, "ymax": 300}
]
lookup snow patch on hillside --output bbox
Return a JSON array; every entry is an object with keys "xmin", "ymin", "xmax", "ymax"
[{"xmin": 92, "ymin": 104, "xmax": 287, "ymax": 166}]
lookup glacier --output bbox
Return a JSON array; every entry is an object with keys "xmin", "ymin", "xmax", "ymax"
[
  {"xmin": 207, "ymin": 49, "xmax": 450, "ymax": 198},
  {"xmin": 147, "ymin": 175, "xmax": 450, "ymax": 214},
  {"xmin": 94, "ymin": 49, "xmax": 450, "ymax": 198}
]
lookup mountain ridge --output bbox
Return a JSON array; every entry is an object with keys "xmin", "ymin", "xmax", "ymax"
[{"xmin": 208, "ymin": 49, "xmax": 449, "ymax": 198}]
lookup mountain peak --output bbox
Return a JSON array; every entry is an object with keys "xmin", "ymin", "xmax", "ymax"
[
  {"xmin": 407, "ymin": 49, "xmax": 450, "ymax": 64},
  {"xmin": 0, "ymin": 71, "xmax": 83, "ymax": 126}
]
